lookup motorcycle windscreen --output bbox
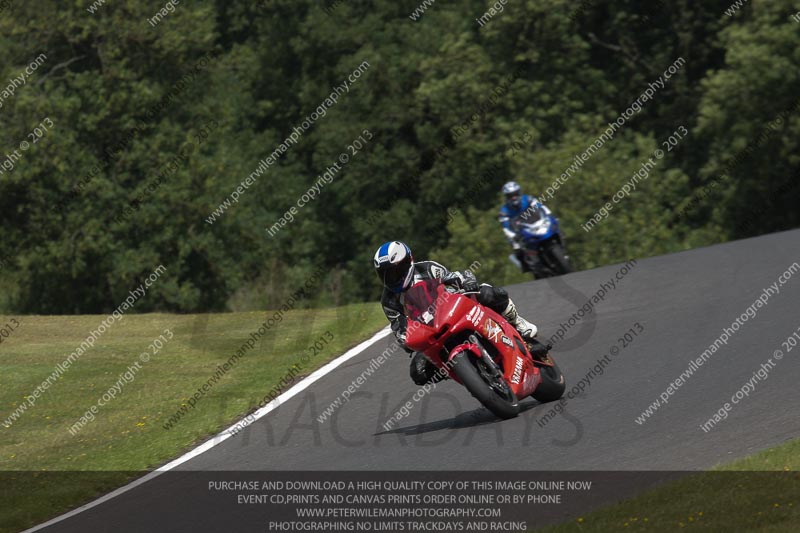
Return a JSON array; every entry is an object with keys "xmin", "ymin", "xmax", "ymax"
[
  {"xmin": 511, "ymin": 206, "xmax": 544, "ymax": 226},
  {"xmin": 513, "ymin": 209, "xmax": 552, "ymax": 239},
  {"xmin": 403, "ymin": 278, "xmax": 445, "ymax": 325}
]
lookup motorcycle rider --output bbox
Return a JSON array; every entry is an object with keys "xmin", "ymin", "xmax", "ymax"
[
  {"xmin": 498, "ymin": 181, "xmax": 552, "ymax": 274},
  {"xmin": 373, "ymin": 241, "xmax": 551, "ymax": 386}
]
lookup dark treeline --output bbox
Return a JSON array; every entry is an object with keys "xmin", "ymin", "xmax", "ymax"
[{"xmin": 0, "ymin": 0, "xmax": 798, "ymax": 314}]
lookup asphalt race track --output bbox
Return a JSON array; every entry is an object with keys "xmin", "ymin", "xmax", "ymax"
[{"xmin": 33, "ymin": 229, "xmax": 800, "ymax": 531}]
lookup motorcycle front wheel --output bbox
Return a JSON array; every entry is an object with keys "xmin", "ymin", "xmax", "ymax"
[
  {"xmin": 545, "ymin": 242, "xmax": 573, "ymax": 275},
  {"xmin": 451, "ymin": 350, "xmax": 520, "ymax": 419}
]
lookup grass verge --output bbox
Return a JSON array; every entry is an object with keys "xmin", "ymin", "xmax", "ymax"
[
  {"xmin": 538, "ymin": 439, "xmax": 800, "ymax": 532},
  {"xmin": 0, "ymin": 303, "xmax": 385, "ymax": 532}
]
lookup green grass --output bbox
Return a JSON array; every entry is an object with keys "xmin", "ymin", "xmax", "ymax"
[
  {"xmin": 0, "ymin": 303, "xmax": 385, "ymax": 532},
  {"xmin": 538, "ymin": 439, "xmax": 800, "ymax": 532}
]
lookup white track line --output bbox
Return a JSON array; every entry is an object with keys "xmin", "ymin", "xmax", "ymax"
[{"xmin": 25, "ymin": 327, "xmax": 391, "ymax": 532}]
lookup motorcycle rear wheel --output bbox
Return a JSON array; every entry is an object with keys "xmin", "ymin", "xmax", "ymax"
[
  {"xmin": 531, "ymin": 358, "xmax": 566, "ymax": 403},
  {"xmin": 451, "ymin": 351, "xmax": 520, "ymax": 419}
]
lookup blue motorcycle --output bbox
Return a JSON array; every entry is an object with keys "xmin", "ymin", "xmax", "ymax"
[{"xmin": 507, "ymin": 206, "xmax": 572, "ymax": 278}]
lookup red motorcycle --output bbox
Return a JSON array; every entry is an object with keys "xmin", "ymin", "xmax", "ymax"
[{"xmin": 403, "ymin": 278, "xmax": 566, "ymax": 419}]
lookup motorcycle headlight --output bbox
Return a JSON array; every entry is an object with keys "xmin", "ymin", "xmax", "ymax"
[{"xmin": 531, "ymin": 217, "xmax": 552, "ymax": 235}]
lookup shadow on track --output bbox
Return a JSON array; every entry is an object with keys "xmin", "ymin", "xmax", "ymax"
[{"xmin": 373, "ymin": 399, "xmax": 543, "ymax": 437}]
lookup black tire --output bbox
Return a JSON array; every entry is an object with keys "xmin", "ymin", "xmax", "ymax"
[
  {"xmin": 545, "ymin": 242, "xmax": 573, "ymax": 275},
  {"xmin": 451, "ymin": 351, "xmax": 520, "ymax": 419},
  {"xmin": 531, "ymin": 360, "xmax": 566, "ymax": 403},
  {"xmin": 531, "ymin": 263, "xmax": 552, "ymax": 279}
]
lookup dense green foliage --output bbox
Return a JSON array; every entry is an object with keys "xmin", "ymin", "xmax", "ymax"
[{"xmin": 1, "ymin": 0, "xmax": 798, "ymax": 314}]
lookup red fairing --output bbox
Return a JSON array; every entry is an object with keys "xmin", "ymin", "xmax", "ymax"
[{"xmin": 403, "ymin": 279, "xmax": 540, "ymax": 398}]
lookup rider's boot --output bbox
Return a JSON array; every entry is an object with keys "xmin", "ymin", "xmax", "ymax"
[
  {"xmin": 501, "ymin": 299, "xmax": 537, "ymax": 342},
  {"xmin": 527, "ymin": 338, "xmax": 553, "ymax": 360},
  {"xmin": 501, "ymin": 300, "xmax": 552, "ymax": 359},
  {"xmin": 515, "ymin": 249, "xmax": 532, "ymax": 273}
]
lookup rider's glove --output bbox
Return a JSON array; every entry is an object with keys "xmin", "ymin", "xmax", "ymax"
[{"xmin": 459, "ymin": 271, "xmax": 480, "ymax": 292}]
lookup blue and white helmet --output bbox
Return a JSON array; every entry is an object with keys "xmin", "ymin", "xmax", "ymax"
[
  {"xmin": 502, "ymin": 181, "xmax": 522, "ymax": 208},
  {"xmin": 373, "ymin": 241, "xmax": 414, "ymax": 294}
]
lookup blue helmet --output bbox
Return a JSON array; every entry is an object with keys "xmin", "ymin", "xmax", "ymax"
[
  {"xmin": 502, "ymin": 181, "xmax": 522, "ymax": 208},
  {"xmin": 373, "ymin": 241, "xmax": 414, "ymax": 293}
]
